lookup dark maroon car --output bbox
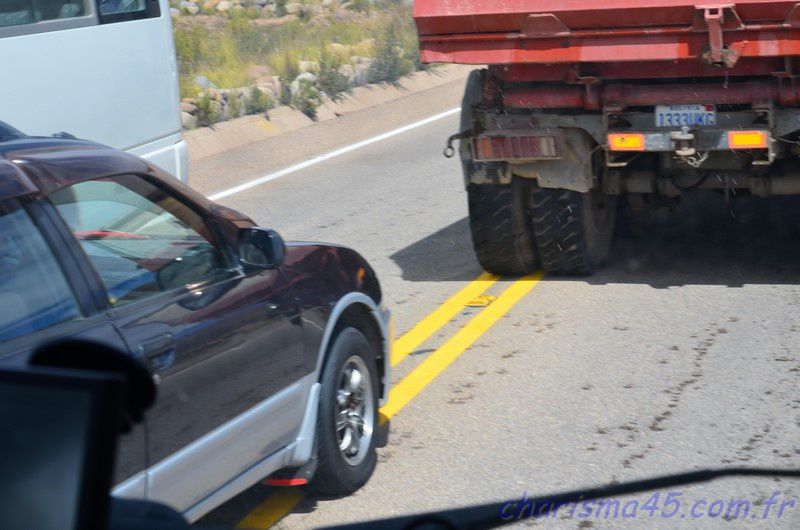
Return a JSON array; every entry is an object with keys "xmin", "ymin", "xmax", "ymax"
[{"xmin": 0, "ymin": 123, "xmax": 391, "ymax": 521}]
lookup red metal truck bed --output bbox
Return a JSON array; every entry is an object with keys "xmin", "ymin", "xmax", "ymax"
[{"xmin": 414, "ymin": 1, "xmax": 800, "ymax": 81}]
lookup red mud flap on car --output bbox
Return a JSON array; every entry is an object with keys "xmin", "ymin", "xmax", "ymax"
[{"xmin": 264, "ymin": 456, "xmax": 318, "ymax": 487}]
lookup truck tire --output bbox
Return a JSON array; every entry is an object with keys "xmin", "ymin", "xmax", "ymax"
[
  {"xmin": 459, "ymin": 69, "xmax": 483, "ymax": 178},
  {"xmin": 467, "ymin": 178, "xmax": 539, "ymax": 275},
  {"xmin": 530, "ymin": 186, "xmax": 617, "ymax": 275}
]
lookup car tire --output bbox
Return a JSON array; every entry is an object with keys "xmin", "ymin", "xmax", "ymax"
[{"xmin": 311, "ymin": 327, "xmax": 379, "ymax": 496}]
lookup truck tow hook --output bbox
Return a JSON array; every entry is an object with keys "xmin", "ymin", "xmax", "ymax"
[
  {"xmin": 671, "ymin": 126, "xmax": 702, "ymax": 164},
  {"xmin": 444, "ymin": 130, "xmax": 472, "ymax": 158}
]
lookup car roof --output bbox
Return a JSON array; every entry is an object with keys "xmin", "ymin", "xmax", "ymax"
[
  {"xmin": 0, "ymin": 135, "xmax": 254, "ymax": 224},
  {"xmin": 0, "ymin": 136, "xmax": 157, "ymax": 201}
]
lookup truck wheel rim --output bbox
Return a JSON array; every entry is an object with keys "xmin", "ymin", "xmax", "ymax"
[{"xmin": 335, "ymin": 355, "xmax": 374, "ymax": 466}]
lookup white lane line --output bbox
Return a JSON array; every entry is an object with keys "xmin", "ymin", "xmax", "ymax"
[{"xmin": 207, "ymin": 107, "xmax": 461, "ymax": 201}]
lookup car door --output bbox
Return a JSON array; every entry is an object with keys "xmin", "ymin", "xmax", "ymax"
[
  {"xmin": 47, "ymin": 174, "xmax": 307, "ymax": 511},
  {"xmin": 0, "ymin": 197, "xmax": 147, "ymax": 497}
]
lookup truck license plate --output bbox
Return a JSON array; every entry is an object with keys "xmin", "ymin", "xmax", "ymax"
[{"xmin": 655, "ymin": 105, "xmax": 716, "ymax": 127}]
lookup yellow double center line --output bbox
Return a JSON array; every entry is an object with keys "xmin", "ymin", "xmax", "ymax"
[
  {"xmin": 390, "ymin": 272, "xmax": 498, "ymax": 367},
  {"xmin": 380, "ymin": 271, "xmax": 542, "ymax": 422},
  {"xmin": 236, "ymin": 271, "xmax": 544, "ymax": 529}
]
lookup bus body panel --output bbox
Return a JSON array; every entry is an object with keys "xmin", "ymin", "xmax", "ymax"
[{"xmin": 0, "ymin": 1, "xmax": 186, "ymax": 181}]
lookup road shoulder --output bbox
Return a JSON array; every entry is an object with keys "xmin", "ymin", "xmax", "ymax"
[{"xmin": 187, "ymin": 69, "xmax": 471, "ymax": 197}]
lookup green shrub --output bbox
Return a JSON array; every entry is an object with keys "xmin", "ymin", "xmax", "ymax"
[
  {"xmin": 297, "ymin": 6, "xmax": 312, "ymax": 23},
  {"xmin": 228, "ymin": 13, "xmax": 266, "ymax": 58},
  {"xmin": 173, "ymin": 25, "xmax": 204, "ymax": 76},
  {"xmin": 279, "ymin": 79, "xmax": 293, "ymax": 106},
  {"xmin": 274, "ymin": 50, "xmax": 300, "ymax": 105},
  {"xmin": 291, "ymin": 78, "xmax": 322, "ymax": 120},
  {"xmin": 368, "ymin": 22, "xmax": 412, "ymax": 84},
  {"xmin": 346, "ymin": 0, "xmax": 373, "ymax": 13},
  {"xmin": 173, "ymin": 1, "xmax": 423, "ymax": 100},
  {"xmin": 245, "ymin": 6, "xmax": 261, "ymax": 19},
  {"xmin": 195, "ymin": 93, "xmax": 218, "ymax": 127},
  {"xmin": 274, "ymin": 0, "xmax": 287, "ymax": 17},
  {"xmin": 316, "ymin": 45, "xmax": 350, "ymax": 101},
  {"xmin": 397, "ymin": 12, "xmax": 426, "ymax": 72},
  {"xmin": 229, "ymin": 91, "xmax": 242, "ymax": 118},
  {"xmin": 245, "ymin": 85, "xmax": 272, "ymax": 114},
  {"xmin": 272, "ymin": 48, "xmax": 301, "ymax": 81}
]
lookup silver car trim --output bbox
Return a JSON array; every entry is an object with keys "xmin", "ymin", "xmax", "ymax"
[
  {"xmin": 286, "ymin": 381, "xmax": 320, "ymax": 466},
  {"xmin": 111, "ymin": 374, "xmax": 310, "ymax": 519},
  {"xmin": 113, "ymin": 471, "xmax": 146, "ymax": 500},
  {"xmin": 183, "ymin": 444, "xmax": 293, "ymax": 523},
  {"xmin": 112, "ymin": 292, "xmax": 391, "ymax": 522}
]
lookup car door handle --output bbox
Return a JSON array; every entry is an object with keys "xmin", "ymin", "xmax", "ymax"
[
  {"xmin": 138, "ymin": 333, "xmax": 176, "ymax": 372},
  {"xmin": 139, "ymin": 333, "xmax": 175, "ymax": 358}
]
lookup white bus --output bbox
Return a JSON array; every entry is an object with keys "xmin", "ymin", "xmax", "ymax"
[{"xmin": 0, "ymin": 0, "xmax": 188, "ymax": 182}]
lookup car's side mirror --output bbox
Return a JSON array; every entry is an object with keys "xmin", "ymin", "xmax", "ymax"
[{"xmin": 238, "ymin": 227, "xmax": 286, "ymax": 271}]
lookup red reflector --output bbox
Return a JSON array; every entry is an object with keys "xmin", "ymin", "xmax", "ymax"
[
  {"xmin": 472, "ymin": 134, "xmax": 559, "ymax": 161},
  {"xmin": 265, "ymin": 478, "xmax": 308, "ymax": 486},
  {"xmin": 476, "ymin": 137, "xmax": 494, "ymax": 159}
]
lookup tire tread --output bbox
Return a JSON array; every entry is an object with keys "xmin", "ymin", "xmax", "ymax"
[
  {"xmin": 467, "ymin": 180, "xmax": 538, "ymax": 275},
  {"xmin": 529, "ymin": 186, "xmax": 593, "ymax": 275}
]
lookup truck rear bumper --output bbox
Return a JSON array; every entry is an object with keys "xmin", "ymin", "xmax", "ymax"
[{"xmin": 606, "ymin": 129, "xmax": 773, "ymax": 165}]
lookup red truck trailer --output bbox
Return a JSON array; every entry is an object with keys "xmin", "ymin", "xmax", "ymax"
[{"xmin": 414, "ymin": 1, "xmax": 800, "ymax": 274}]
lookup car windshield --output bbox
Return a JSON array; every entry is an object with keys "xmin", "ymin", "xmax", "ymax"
[{"xmin": 2, "ymin": 0, "xmax": 799, "ymax": 528}]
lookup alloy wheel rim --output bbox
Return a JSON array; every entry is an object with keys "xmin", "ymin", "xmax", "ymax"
[{"xmin": 335, "ymin": 355, "xmax": 374, "ymax": 466}]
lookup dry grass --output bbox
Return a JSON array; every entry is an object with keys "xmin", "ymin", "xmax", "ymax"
[{"xmin": 173, "ymin": 2, "xmax": 418, "ymax": 98}]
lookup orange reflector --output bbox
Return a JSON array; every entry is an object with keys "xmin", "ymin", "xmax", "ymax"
[
  {"xmin": 728, "ymin": 130, "xmax": 768, "ymax": 149},
  {"xmin": 607, "ymin": 133, "xmax": 645, "ymax": 151}
]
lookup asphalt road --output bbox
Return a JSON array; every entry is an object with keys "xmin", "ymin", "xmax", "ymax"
[{"xmin": 196, "ymin": 80, "xmax": 799, "ymax": 529}]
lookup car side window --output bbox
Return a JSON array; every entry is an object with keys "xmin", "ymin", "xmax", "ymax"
[
  {"xmin": 49, "ymin": 175, "xmax": 235, "ymax": 307},
  {"xmin": 0, "ymin": 200, "xmax": 81, "ymax": 342}
]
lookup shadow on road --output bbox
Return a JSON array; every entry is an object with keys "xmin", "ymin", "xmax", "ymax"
[
  {"xmin": 390, "ymin": 217, "xmax": 483, "ymax": 282},
  {"xmin": 391, "ymin": 191, "xmax": 800, "ymax": 287},
  {"xmin": 598, "ymin": 192, "xmax": 800, "ymax": 287}
]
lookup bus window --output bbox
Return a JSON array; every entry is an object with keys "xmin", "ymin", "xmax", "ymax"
[
  {"xmin": 0, "ymin": 0, "xmax": 186, "ymax": 181},
  {"xmin": 97, "ymin": 0, "xmax": 158, "ymax": 23},
  {"xmin": 0, "ymin": 1, "xmax": 86, "ymax": 28},
  {"xmin": 98, "ymin": 0, "xmax": 144, "ymax": 16}
]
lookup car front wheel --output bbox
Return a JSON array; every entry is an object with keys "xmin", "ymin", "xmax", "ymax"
[{"xmin": 311, "ymin": 327, "xmax": 379, "ymax": 496}]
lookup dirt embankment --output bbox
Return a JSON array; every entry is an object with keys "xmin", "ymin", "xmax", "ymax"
[{"xmin": 184, "ymin": 64, "xmax": 473, "ymax": 162}]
